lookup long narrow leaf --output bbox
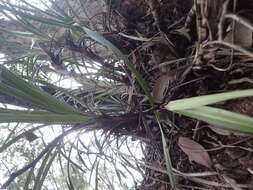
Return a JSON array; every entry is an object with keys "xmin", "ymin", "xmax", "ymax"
[
  {"xmin": 33, "ymin": 148, "xmax": 54, "ymax": 190},
  {"xmin": 34, "ymin": 151, "xmax": 57, "ymax": 190},
  {"xmin": 174, "ymin": 106, "xmax": 253, "ymax": 134},
  {"xmin": 15, "ymin": 17, "xmax": 51, "ymax": 40},
  {"xmin": 66, "ymin": 145, "xmax": 75, "ymax": 190},
  {"xmin": 0, "ymin": 5, "xmax": 69, "ymax": 27},
  {"xmin": 156, "ymin": 114, "xmax": 176, "ymax": 188},
  {"xmin": 95, "ymin": 161, "xmax": 99, "ymax": 190},
  {"xmin": 0, "ymin": 27, "xmax": 40, "ymax": 39},
  {"xmin": 8, "ymin": 0, "xmax": 70, "ymax": 21},
  {"xmin": 24, "ymin": 166, "xmax": 35, "ymax": 190},
  {"xmin": 0, "ymin": 66, "xmax": 81, "ymax": 114},
  {"xmin": 59, "ymin": 149, "xmax": 86, "ymax": 173},
  {"xmin": 0, "ymin": 110, "xmax": 90, "ymax": 124},
  {"xmin": 71, "ymin": 25, "xmax": 153, "ymax": 106},
  {"xmin": 166, "ymin": 89, "xmax": 253, "ymax": 110}
]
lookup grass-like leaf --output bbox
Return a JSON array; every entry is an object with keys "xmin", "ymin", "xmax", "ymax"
[
  {"xmin": 95, "ymin": 161, "xmax": 99, "ymax": 190},
  {"xmin": 24, "ymin": 166, "xmax": 35, "ymax": 190},
  {"xmin": 71, "ymin": 25, "xmax": 154, "ymax": 106},
  {"xmin": 67, "ymin": 145, "xmax": 75, "ymax": 190},
  {"xmin": 38, "ymin": 151, "xmax": 57, "ymax": 189},
  {"xmin": 0, "ymin": 66, "xmax": 82, "ymax": 114},
  {"xmin": 156, "ymin": 114, "xmax": 176, "ymax": 188},
  {"xmin": 174, "ymin": 106, "xmax": 253, "ymax": 134},
  {"xmin": 0, "ymin": 27, "xmax": 42, "ymax": 40},
  {"xmin": 0, "ymin": 109, "xmax": 90, "ymax": 124},
  {"xmin": 165, "ymin": 89, "xmax": 253, "ymax": 110},
  {"xmin": 0, "ymin": 4, "xmax": 69, "ymax": 28},
  {"xmin": 33, "ymin": 149, "xmax": 57, "ymax": 190},
  {"xmin": 59, "ymin": 148, "xmax": 87, "ymax": 173}
]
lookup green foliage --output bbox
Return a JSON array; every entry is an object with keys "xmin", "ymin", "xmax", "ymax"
[
  {"xmin": 0, "ymin": 0, "xmax": 143, "ymax": 186},
  {"xmin": 71, "ymin": 25, "xmax": 154, "ymax": 106},
  {"xmin": 156, "ymin": 115, "xmax": 176, "ymax": 188},
  {"xmin": 166, "ymin": 89, "xmax": 253, "ymax": 110},
  {"xmin": 0, "ymin": 66, "xmax": 82, "ymax": 114},
  {"xmin": 166, "ymin": 89, "xmax": 253, "ymax": 134}
]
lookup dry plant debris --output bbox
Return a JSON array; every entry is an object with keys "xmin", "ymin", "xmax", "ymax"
[
  {"xmin": 3, "ymin": 0, "xmax": 253, "ymax": 189},
  {"xmin": 178, "ymin": 136, "xmax": 212, "ymax": 169},
  {"xmin": 106, "ymin": 0, "xmax": 253, "ymax": 189}
]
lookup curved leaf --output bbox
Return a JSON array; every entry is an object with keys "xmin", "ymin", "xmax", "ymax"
[
  {"xmin": 166, "ymin": 89, "xmax": 253, "ymax": 110},
  {"xmin": 174, "ymin": 106, "xmax": 253, "ymax": 134}
]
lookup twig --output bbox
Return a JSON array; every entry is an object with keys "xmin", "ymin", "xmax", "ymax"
[
  {"xmin": 204, "ymin": 40, "xmax": 253, "ymax": 58},
  {"xmin": 145, "ymin": 0, "xmax": 161, "ymax": 30},
  {"xmin": 224, "ymin": 14, "xmax": 253, "ymax": 32},
  {"xmin": 218, "ymin": 0, "xmax": 230, "ymax": 41}
]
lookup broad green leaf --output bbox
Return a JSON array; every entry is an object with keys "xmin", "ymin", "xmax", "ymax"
[
  {"xmin": 166, "ymin": 89, "xmax": 253, "ymax": 110},
  {"xmin": 174, "ymin": 106, "xmax": 253, "ymax": 134}
]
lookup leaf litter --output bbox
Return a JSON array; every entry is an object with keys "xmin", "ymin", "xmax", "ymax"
[{"xmin": 178, "ymin": 136, "xmax": 212, "ymax": 169}]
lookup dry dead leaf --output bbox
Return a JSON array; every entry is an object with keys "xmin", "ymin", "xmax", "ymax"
[
  {"xmin": 152, "ymin": 74, "xmax": 174, "ymax": 103},
  {"xmin": 208, "ymin": 125, "xmax": 232, "ymax": 136},
  {"xmin": 247, "ymin": 168, "xmax": 253, "ymax": 175},
  {"xmin": 23, "ymin": 131, "xmax": 39, "ymax": 142},
  {"xmin": 178, "ymin": 137, "xmax": 212, "ymax": 169},
  {"xmin": 208, "ymin": 125, "xmax": 252, "ymax": 137},
  {"xmin": 224, "ymin": 21, "xmax": 252, "ymax": 47},
  {"xmin": 174, "ymin": 27, "xmax": 191, "ymax": 41},
  {"xmin": 54, "ymin": 28, "xmax": 67, "ymax": 39}
]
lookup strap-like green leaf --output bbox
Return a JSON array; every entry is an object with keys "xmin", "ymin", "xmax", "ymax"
[
  {"xmin": 174, "ymin": 106, "xmax": 253, "ymax": 134},
  {"xmin": 71, "ymin": 25, "xmax": 154, "ymax": 106},
  {"xmin": 33, "ymin": 149, "xmax": 57, "ymax": 190},
  {"xmin": 0, "ymin": 110, "xmax": 90, "ymax": 124},
  {"xmin": 156, "ymin": 114, "xmax": 176, "ymax": 188},
  {"xmin": 0, "ymin": 66, "xmax": 81, "ymax": 114},
  {"xmin": 166, "ymin": 89, "xmax": 253, "ymax": 110}
]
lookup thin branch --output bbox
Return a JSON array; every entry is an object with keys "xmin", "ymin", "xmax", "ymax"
[{"xmin": 204, "ymin": 40, "xmax": 253, "ymax": 59}]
